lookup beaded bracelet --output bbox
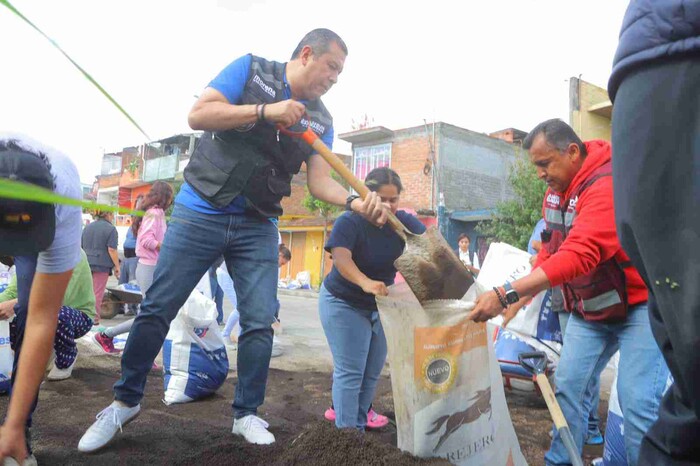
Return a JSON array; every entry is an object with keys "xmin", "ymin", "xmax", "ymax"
[{"xmin": 492, "ymin": 286, "xmax": 508, "ymax": 309}]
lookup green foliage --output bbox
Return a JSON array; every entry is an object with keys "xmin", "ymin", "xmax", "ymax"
[
  {"xmin": 302, "ymin": 171, "xmax": 346, "ymax": 219},
  {"xmin": 477, "ymin": 149, "xmax": 547, "ymax": 250}
]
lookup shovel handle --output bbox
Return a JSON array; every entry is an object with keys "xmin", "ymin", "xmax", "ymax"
[
  {"xmin": 534, "ymin": 374, "xmax": 584, "ymax": 466},
  {"xmin": 292, "ymin": 127, "xmax": 407, "ymax": 238}
]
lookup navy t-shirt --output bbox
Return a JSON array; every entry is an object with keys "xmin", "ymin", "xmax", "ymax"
[{"xmin": 323, "ymin": 210, "xmax": 426, "ymax": 310}]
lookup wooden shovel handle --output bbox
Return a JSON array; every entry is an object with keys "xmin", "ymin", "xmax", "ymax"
[
  {"xmin": 535, "ymin": 373, "xmax": 567, "ymax": 429},
  {"xmin": 535, "ymin": 373, "xmax": 583, "ymax": 466},
  {"xmin": 300, "ymin": 129, "xmax": 408, "ymax": 237}
]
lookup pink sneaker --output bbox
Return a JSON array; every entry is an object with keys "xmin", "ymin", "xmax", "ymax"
[
  {"xmin": 366, "ymin": 409, "xmax": 389, "ymax": 429},
  {"xmin": 93, "ymin": 332, "xmax": 120, "ymax": 354},
  {"xmin": 323, "ymin": 407, "xmax": 389, "ymax": 429}
]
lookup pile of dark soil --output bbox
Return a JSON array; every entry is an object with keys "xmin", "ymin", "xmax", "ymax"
[
  {"xmin": 273, "ymin": 422, "xmax": 448, "ymax": 466},
  {"xmin": 173, "ymin": 422, "xmax": 448, "ymax": 466},
  {"xmin": 0, "ymin": 357, "xmax": 605, "ymax": 465}
]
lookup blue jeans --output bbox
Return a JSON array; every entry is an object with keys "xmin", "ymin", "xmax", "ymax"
[
  {"xmin": 114, "ymin": 204, "xmax": 279, "ymax": 418},
  {"xmin": 558, "ymin": 311, "xmax": 601, "ymax": 437},
  {"xmin": 545, "ymin": 305, "xmax": 669, "ymax": 466},
  {"xmin": 319, "ymin": 284, "xmax": 387, "ymax": 430}
]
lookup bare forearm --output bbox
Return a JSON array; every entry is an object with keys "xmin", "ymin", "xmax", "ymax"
[
  {"xmin": 188, "ymin": 102, "xmax": 258, "ymax": 132},
  {"xmin": 512, "ymin": 268, "xmax": 551, "ymax": 299},
  {"xmin": 5, "ymin": 271, "xmax": 71, "ymax": 428},
  {"xmin": 332, "ymin": 250, "xmax": 370, "ymax": 288},
  {"xmin": 308, "ymin": 174, "xmax": 348, "ymax": 206},
  {"xmin": 108, "ymin": 248, "xmax": 120, "ymax": 269}
]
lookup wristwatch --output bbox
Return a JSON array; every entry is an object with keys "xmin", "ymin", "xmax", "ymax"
[
  {"xmin": 345, "ymin": 194, "xmax": 360, "ymax": 211},
  {"xmin": 503, "ymin": 281, "xmax": 520, "ymax": 305}
]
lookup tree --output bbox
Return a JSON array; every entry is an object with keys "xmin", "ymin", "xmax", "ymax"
[
  {"xmin": 477, "ymin": 149, "xmax": 546, "ymax": 250},
  {"xmin": 302, "ymin": 171, "xmax": 346, "ymax": 285}
]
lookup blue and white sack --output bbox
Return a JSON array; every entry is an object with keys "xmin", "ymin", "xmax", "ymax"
[
  {"xmin": 163, "ymin": 290, "xmax": 229, "ymax": 405},
  {"xmin": 0, "ymin": 267, "xmax": 14, "ymax": 394},
  {"xmin": 0, "ymin": 321, "xmax": 12, "ymax": 394},
  {"xmin": 493, "ymin": 327, "xmax": 558, "ymax": 392},
  {"xmin": 602, "ymin": 353, "xmax": 626, "ymax": 466}
]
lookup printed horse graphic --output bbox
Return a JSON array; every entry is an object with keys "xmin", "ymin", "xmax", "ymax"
[{"xmin": 425, "ymin": 387, "xmax": 492, "ymax": 452}]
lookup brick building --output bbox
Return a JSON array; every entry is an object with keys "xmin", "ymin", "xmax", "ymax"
[
  {"xmin": 93, "ymin": 120, "xmax": 524, "ymax": 288},
  {"xmin": 339, "ymin": 122, "xmax": 525, "ymax": 259}
]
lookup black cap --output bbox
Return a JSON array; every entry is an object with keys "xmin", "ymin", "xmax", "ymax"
[{"xmin": 0, "ymin": 150, "xmax": 56, "ymax": 255}]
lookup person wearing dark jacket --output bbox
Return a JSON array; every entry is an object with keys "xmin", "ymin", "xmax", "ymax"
[{"xmin": 609, "ymin": 2, "xmax": 700, "ymax": 464}]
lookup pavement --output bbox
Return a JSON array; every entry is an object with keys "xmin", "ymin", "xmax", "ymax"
[{"xmin": 93, "ymin": 284, "xmax": 334, "ymax": 374}]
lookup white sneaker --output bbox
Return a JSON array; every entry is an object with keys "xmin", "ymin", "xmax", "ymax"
[
  {"xmin": 3, "ymin": 454, "xmax": 37, "ymax": 466},
  {"xmin": 45, "ymin": 351, "xmax": 56, "ymax": 372},
  {"xmin": 47, "ymin": 361, "xmax": 75, "ymax": 381},
  {"xmin": 232, "ymin": 415, "xmax": 275, "ymax": 445},
  {"xmin": 271, "ymin": 337, "xmax": 283, "ymax": 358},
  {"xmin": 78, "ymin": 401, "xmax": 140, "ymax": 452}
]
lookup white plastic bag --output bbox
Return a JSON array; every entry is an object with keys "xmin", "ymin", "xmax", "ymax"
[
  {"xmin": 163, "ymin": 291, "xmax": 229, "ymax": 405},
  {"xmin": 479, "ymin": 243, "xmax": 561, "ymax": 343},
  {"xmin": 376, "ymin": 283, "xmax": 527, "ymax": 465},
  {"xmin": 296, "ymin": 271, "xmax": 311, "ymax": 289}
]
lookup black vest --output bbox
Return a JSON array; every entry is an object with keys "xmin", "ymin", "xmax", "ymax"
[{"xmin": 184, "ymin": 54, "xmax": 333, "ymax": 217}]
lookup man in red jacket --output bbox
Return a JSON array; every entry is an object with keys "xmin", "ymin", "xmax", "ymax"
[{"xmin": 469, "ymin": 119, "xmax": 669, "ymax": 466}]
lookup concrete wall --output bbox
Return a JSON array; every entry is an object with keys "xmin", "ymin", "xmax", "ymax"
[
  {"xmin": 569, "ymin": 77, "xmax": 612, "ymax": 141},
  {"xmin": 437, "ymin": 123, "xmax": 518, "ymax": 211}
]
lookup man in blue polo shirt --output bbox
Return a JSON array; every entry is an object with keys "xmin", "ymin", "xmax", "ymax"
[{"xmin": 79, "ymin": 28, "xmax": 388, "ymax": 451}]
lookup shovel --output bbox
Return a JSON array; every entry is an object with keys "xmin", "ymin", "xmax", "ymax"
[
  {"xmin": 519, "ymin": 351, "xmax": 583, "ymax": 466},
  {"xmin": 280, "ymin": 123, "xmax": 473, "ymax": 302}
]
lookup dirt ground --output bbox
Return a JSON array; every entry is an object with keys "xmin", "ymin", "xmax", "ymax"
[{"xmin": 0, "ymin": 350, "xmax": 608, "ymax": 466}]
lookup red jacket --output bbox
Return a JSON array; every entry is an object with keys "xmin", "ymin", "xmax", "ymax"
[{"xmin": 535, "ymin": 140, "xmax": 647, "ymax": 306}]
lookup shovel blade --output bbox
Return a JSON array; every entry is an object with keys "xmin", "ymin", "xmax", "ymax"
[
  {"xmin": 394, "ymin": 226, "xmax": 474, "ymax": 302},
  {"xmin": 518, "ymin": 351, "xmax": 548, "ymax": 375}
]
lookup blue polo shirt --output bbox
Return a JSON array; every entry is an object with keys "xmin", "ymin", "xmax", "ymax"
[
  {"xmin": 177, "ymin": 54, "xmax": 334, "ymax": 214},
  {"xmin": 323, "ymin": 211, "xmax": 426, "ymax": 311}
]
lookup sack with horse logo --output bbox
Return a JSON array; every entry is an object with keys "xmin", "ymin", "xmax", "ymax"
[{"xmin": 376, "ymin": 282, "xmax": 527, "ymax": 465}]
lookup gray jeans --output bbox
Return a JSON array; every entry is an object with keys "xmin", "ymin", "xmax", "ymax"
[{"xmin": 105, "ymin": 262, "xmax": 155, "ymax": 338}]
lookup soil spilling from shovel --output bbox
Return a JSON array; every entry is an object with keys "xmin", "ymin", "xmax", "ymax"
[{"xmin": 395, "ymin": 227, "xmax": 474, "ymax": 302}]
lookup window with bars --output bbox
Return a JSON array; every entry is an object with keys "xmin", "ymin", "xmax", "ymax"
[{"xmin": 353, "ymin": 143, "xmax": 391, "ymax": 182}]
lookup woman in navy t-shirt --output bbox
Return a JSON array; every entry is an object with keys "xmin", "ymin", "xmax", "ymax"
[{"xmin": 319, "ymin": 167, "xmax": 426, "ymax": 430}]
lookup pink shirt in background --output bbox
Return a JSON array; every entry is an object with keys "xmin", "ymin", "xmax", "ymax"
[{"xmin": 136, "ymin": 207, "xmax": 167, "ymax": 266}]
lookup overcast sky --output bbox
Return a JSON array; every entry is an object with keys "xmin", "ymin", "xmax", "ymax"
[{"xmin": 1, "ymin": 0, "xmax": 630, "ymax": 184}]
